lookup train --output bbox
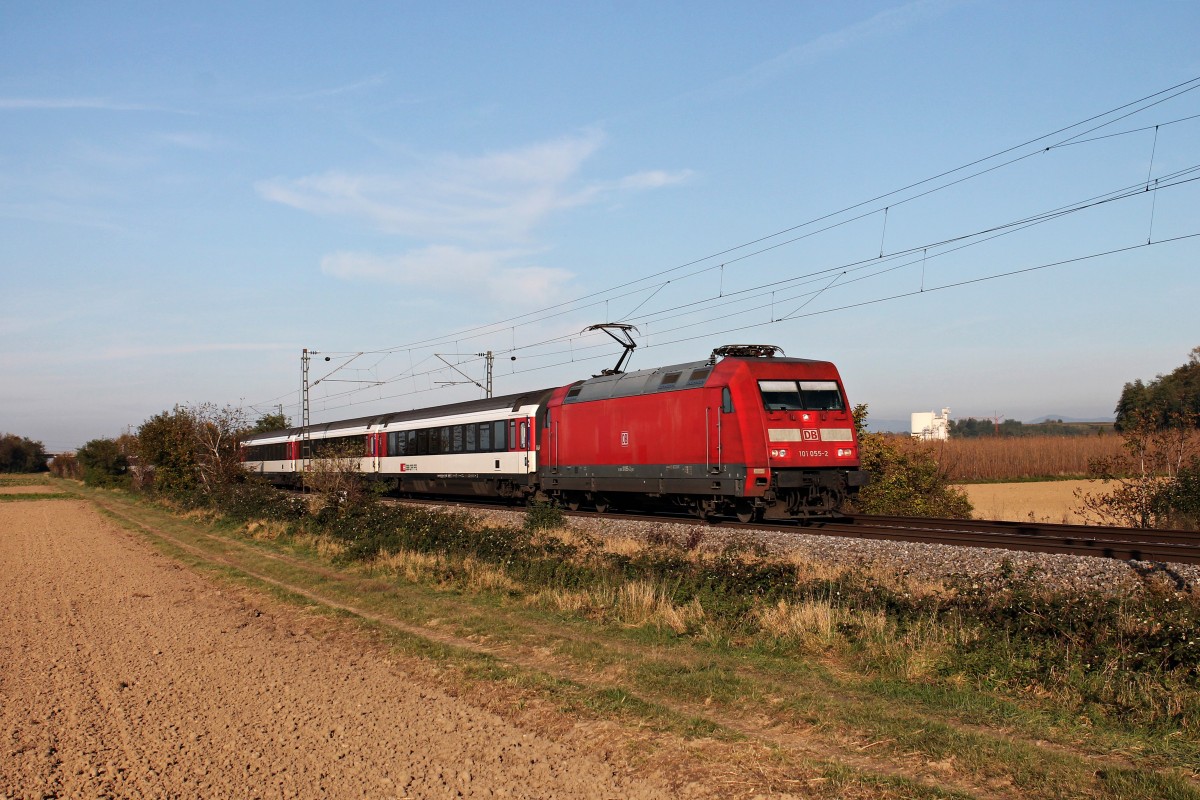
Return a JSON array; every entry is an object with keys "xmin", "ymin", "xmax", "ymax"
[{"xmin": 240, "ymin": 344, "xmax": 867, "ymax": 521}]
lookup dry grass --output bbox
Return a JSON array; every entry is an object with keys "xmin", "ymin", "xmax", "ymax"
[
  {"xmin": 902, "ymin": 435, "xmax": 1126, "ymax": 482},
  {"xmin": 786, "ymin": 554, "xmax": 954, "ymax": 599},
  {"xmin": 243, "ymin": 519, "xmax": 291, "ymax": 541},
  {"xmin": 757, "ymin": 598, "xmax": 843, "ymax": 645},
  {"xmin": 756, "ymin": 597, "xmax": 980, "ymax": 681}
]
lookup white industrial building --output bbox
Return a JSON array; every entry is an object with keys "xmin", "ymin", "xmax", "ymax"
[{"xmin": 911, "ymin": 408, "xmax": 951, "ymax": 440}]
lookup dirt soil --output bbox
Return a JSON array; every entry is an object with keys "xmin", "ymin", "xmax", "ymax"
[
  {"xmin": 0, "ymin": 500, "xmax": 677, "ymax": 799},
  {"xmin": 957, "ymin": 479, "xmax": 1099, "ymax": 524},
  {"xmin": 0, "ymin": 485, "xmax": 58, "ymax": 494}
]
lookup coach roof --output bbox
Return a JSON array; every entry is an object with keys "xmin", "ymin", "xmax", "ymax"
[{"xmin": 244, "ymin": 387, "xmax": 555, "ymax": 443}]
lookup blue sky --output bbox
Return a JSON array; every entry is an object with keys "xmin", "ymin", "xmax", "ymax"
[{"xmin": 3, "ymin": 1, "xmax": 1199, "ymax": 449}]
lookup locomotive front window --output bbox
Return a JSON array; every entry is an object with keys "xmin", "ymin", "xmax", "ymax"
[
  {"xmin": 758, "ymin": 380, "xmax": 845, "ymax": 411},
  {"xmin": 798, "ymin": 381, "xmax": 845, "ymax": 411},
  {"xmin": 759, "ymin": 380, "xmax": 804, "ymax": 410}
]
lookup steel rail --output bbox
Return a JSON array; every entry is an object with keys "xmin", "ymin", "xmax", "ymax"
[{"xmin": 361, "ymin": 494, "xmax": 1200, "ymax": 566}]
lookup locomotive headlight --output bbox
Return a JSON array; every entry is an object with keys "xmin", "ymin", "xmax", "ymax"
[
  {"xmin": 837, "ymin": 448, "xmax": 854, "ymax": 457},
  {"xmin": 770, "ymin": 448, "xmax": 789, "ymax": 458}
]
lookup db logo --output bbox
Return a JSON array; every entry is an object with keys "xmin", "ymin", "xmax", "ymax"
[
  {"xmin": 802, "ymin": 430, "xmax": 819, "ymax": 441},
  {"xmin": 620, "ymin": 431, "xmax": 630, "ymax": 447}
]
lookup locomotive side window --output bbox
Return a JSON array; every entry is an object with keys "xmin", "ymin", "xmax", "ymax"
[
  {"xmin": 722, "ymin": 387, "xmax": 734, "ymax": 414},
  {"xmin": 758, "ymin": 380, "xmax": 845, "ymax": 411}
]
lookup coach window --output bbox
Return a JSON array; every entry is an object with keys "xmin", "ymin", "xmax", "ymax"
[
  {"xmin": 416, "ymin": 429, "xmax": 429, "ymax": 456},
  {"xmin": 494, "ymin": 420, "xmax": 507, "ymax": 451},
  {"xmin": 519, "ymin": 421, "xmax": 529, "ymax": 449},
  {"xmin": 478, "ymin": 422, "xmax": 491, "ymax": 451},
  {"xmin": 465, "ymin": 424, "xmax": 476, "ymax": 452},
  {"xmin": 722, "ymin": 387, "xmax": 734, "ymax": 414},
  {"xmin": 452, "ymin": 425, "xmax": 464, "ymax": 453},
  {"xmin": 437, "ymin": 426, "xmax": 449, "ymax": 454}
]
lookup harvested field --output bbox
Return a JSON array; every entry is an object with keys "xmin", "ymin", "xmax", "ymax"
[
  {"xmin": 906, "ymin": 435, "xmax": 1124, "ymax": 481},
  {"xmin": 957, "ymin": 479, "xmax": 1098, "ymax": 524},
  {"xmin": 0, "ymin": 485, "xmax": 57, "ymax": 494},
  {"xmin": 0, "ymin": 500, "xmax": 676, "ymax": 799}
]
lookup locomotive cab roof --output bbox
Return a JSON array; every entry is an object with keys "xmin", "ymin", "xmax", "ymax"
[{"xmin": 561, "ymin": 348, "xmax": 832, "ymax": 405}]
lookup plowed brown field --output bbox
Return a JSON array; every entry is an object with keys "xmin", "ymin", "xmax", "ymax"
[{"xmin": 0, "ymin": 501, "xmax": 673, "ymax": 799}]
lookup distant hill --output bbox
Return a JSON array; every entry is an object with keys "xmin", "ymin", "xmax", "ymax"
[
  {"xmin": 864, "ymin": 416, "xmax": 1114, "ymax": 435},
  {"xmin": 865, "ymin": 419, "xmax": 911, "ymax": 434}
]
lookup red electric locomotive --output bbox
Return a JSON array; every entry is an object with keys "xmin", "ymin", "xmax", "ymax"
[{"xmin": 539, "ymin": 344, "xmax": 865, "ymax": 520}]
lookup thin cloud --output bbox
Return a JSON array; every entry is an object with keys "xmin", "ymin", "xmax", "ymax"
[
  {"xmin": 697, "ymin": 0, "xmax": 961, "ymax": 99},
  {"xmin": 292, "ymin": 73, "xmax": 389, "ymax": 100},
  {"xmin": 256, "ymin": 130, "xmax": 690, "ymax": 242},
  {"xmin": 322, "ymin": 247, "xmax": 573, "ymax": 307},
  {"xmin": 0, "ymin": 97, "xmax": 193, "ymax": 114}
]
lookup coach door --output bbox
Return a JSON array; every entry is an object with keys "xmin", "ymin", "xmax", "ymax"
[
  {"xmin": 509, "ymin": 417, "xmax": 531, "ymax": 471},
  {"xmin": 367, "ymin": 432, "xmax": 381, "ymax": 474}
]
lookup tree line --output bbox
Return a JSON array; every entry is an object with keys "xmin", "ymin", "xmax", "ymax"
[
  {"xmin": 0, "ymin": 433, "xmax": 49, "ymax": 472},
  {"xmin": 948, "ymin": 418, "xmax": 1113, "ymax": 438},
  {"xmin": 1115, "ymin": 346, "xmax": 1200, "ymax": 431}
]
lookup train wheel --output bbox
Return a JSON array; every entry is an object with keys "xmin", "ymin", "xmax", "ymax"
[
  {"xmin": 593, "ymin": 497, "xmax": 610, "ymax": 514},
  {"xmin": 735, "ymin": 503, "xmax": 758, "ymax": 524},
  {"xmin": 566, "ymin": 494, "xmax": 581, "ymax": 512}
]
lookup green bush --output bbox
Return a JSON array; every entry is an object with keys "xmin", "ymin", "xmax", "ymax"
[
  {"xmin": 76, "ymin": 438, "xmax": 130, "ymax": 487},
  {"xmin": 1159, "ymin": 458, "xmax": 1200, "ymax": 530},
  {"xmin": 524, "ymin": 499, "xmax": 565, "ymax": 532},
  {"xmin": 852, "ymin": 405, "xmax": 972, "ymax": 518},
  {"xmin": 0, "ymin": 433, "xmax": 48, "ymax": 473}
]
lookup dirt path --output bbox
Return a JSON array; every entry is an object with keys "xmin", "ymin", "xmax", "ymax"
[{"xmin": 0, "ymin": 501, "xmax": 676, "ymax": 799}]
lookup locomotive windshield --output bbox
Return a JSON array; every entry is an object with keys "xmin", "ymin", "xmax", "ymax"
[{"xmin": 758, "ymin": 380, "xmax": 845, "ymax": 411}]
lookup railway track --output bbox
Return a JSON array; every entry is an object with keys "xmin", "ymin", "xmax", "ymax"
[{"xmin": 388, "ymin": 496, "xmax": 1200, "ymax": 566}]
